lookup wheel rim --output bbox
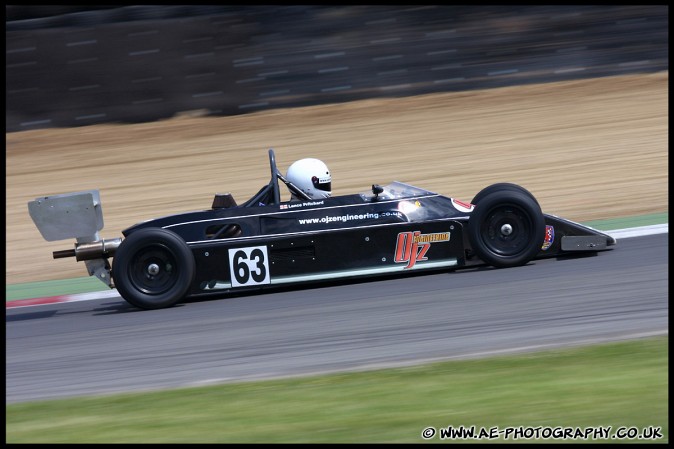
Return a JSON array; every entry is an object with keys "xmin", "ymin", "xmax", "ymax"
[
  {"xmin": 480, "ymin": 204, "xmax": 533, "ymax": 257},
  {"xmin": 128, "ymin": 243, "xmax": 179, "ymax": 295}
]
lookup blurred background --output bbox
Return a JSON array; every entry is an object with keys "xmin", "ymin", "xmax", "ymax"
[
  {"xmin": 5, "ymin": 8, "xmax": 669, "ymax": 440},
  {"xmin": 6, "ymin": 5, "xmax": 668, "ymax": 131}
]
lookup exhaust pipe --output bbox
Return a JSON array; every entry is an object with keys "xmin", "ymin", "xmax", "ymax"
[{"xmin": 53, "ymin": 238, "xmax": 122, "ymax": 261}]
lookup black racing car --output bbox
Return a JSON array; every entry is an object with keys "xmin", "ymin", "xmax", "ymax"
[{"xmin": 28, "ymin": 149, "xmax": 616, "ymax": 309}]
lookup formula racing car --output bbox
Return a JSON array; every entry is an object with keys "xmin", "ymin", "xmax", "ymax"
[{"xmin": 28, "ymin": 149, "xmax": 616, "ymax": 309}]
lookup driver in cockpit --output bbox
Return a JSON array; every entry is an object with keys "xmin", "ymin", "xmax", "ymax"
[{"xmin": 285, "ymin": 158, "xmax": 332, "ymax": 201}]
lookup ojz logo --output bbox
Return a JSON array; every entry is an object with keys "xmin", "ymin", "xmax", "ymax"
[{"xmin": 394, "ymin": 231, "xmax": 450, "ymax": 269}]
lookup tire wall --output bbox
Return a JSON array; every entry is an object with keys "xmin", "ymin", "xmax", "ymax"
[{"xmin": 6, "ymin": 5, "xmax": 668, "ymax": 132}]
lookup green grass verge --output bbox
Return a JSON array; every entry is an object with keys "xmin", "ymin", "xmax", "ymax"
[
  {"xmin": 584, "ymin": 212, "xmax": 668, "ymax": 230},
  {"xmin": 6, "ymin": 337, "xmax": 668, "ymax": 444},
  {"xmin": 5, "ymin": 276, "xmax": 108, "ymax": 301}
]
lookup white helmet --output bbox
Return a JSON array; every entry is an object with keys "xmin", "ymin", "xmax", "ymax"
[{"xmin": 286, "ymin": 158, "xmax": 331, "ymax": 200}]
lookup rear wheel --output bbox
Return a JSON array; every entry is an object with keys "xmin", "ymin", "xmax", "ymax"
[
  {"xmin": 467, "ymin": 190, "xmax": 545, "ymax": 268},
  {"xmin": 112, "ymin": 228, "xmax": 195, "ymax": 309}
]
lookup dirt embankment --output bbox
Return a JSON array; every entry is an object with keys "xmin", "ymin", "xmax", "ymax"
[{"xmin": 6, "ymin": 72, "xmax": 668, "ymax": 284}]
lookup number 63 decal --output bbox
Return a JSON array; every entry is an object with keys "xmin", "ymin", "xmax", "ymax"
[{"xmin": 228, "ymin": 246, "xmax": 271, "ymax": 287}]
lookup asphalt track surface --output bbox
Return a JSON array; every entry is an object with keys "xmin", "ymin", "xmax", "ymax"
[{"xmin": 6, "ymin": 233, "xmax": 668, "ymax": 404}]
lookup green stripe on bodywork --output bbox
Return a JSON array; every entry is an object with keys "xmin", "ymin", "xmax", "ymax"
[
  {"xmin": 6, "ymin": 212, "xmax": 668, "ymax": 302},
  {"xmin": 271, "ymin": 259, "xmax": 458, "ymax": 285}
]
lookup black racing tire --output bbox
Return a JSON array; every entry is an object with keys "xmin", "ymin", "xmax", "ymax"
[
  {"xmin": 112, "ymin": 228, "xmax": 195, "ymax": 310},
  {"xmin": 471, "ymin": 182, "xmax": 539, "ymax": 206},
  {"xmin": 467, "ymin": 190, "xmax": 545, "ymax": 268}
]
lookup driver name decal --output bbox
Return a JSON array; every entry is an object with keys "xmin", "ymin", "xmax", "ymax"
[
  {"xmin": 280, "ymin": 200, "xmax": 324, "ymax": 210},
  {"xmin": 394, "ymin": 231, "xmax": 450, "ymax": 269}
]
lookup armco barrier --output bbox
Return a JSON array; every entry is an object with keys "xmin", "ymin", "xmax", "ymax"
[{"xmin": 6, "ymin": 5, "xmax": 668, "ymax": 132}]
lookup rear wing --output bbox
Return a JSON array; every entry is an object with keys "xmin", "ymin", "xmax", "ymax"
[
  {"xmin": 28, "ymin": 190, "xmax": 120, "ymax": 288},
  {"xmin": 28, "ymin": 190, "xmax": 103, "ymax": 242}
]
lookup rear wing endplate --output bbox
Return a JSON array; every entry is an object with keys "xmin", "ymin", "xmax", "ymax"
[{"xmin": 28, "ymin": 190, "xmax": 103, "ymax": 242}]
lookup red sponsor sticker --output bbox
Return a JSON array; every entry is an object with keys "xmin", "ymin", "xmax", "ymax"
[
  {"xmin": 542, "ymin": 225, "xmax": 554, "ymax": 250},
  {"xmin": 451, "ymin": 198, "xmax": 474, "ymax": 213}
]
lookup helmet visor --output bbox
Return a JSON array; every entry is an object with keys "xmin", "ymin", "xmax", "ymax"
[{"xmin": 312, "ymin": 175, "xmax": 331, "ymax": 192}]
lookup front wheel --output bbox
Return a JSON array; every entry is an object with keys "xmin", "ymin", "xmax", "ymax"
[
  {"xmin": 112, "ymin": 228, "xmax": 195, "ymax": 309},
  {"xmin": 467, "ymin": 190, "xmax": 545, "ymax": 268},
  {"xmin": 471, "ymin": 182, "xmax": 539, "ymax": 206}
]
